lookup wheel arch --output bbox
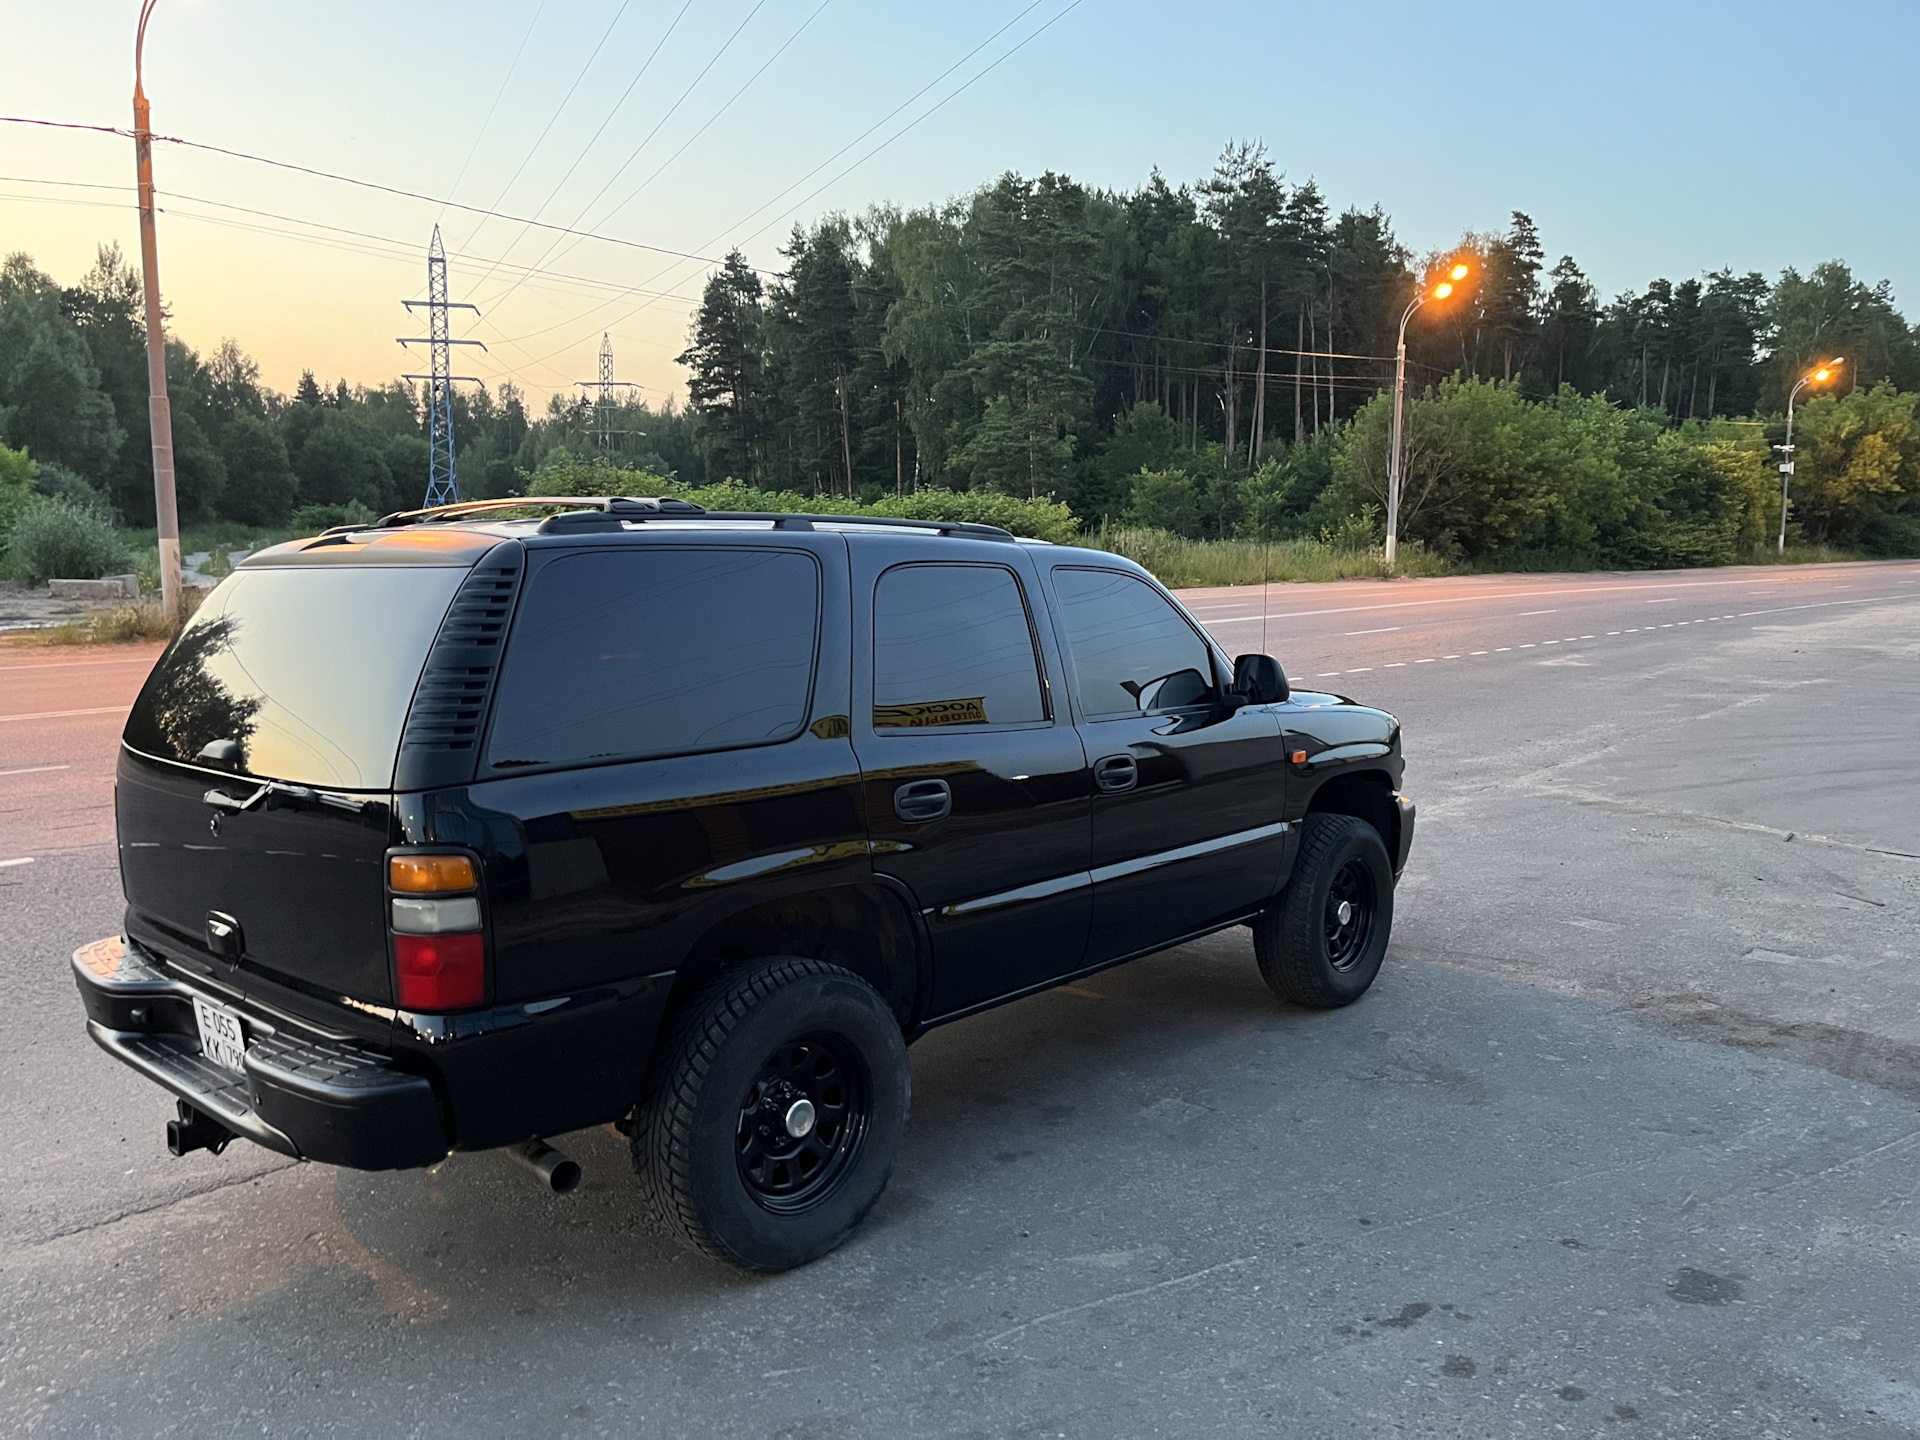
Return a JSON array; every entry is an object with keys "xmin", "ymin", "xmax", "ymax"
[
  {"xmin": 672, "ymin": 880, "xmax": 929, "ymax": 1031},
  {"xmin": 1303, "ymin": 768, "xmax": 1399, "ymax": 860}
]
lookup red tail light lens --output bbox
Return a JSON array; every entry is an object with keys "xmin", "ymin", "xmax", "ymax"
[{"xmin": 394, "ymin": 932, "xmax": 486, "ymax": 1011}]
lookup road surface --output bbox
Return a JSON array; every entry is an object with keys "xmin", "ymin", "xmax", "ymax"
[{"xmin": 3, "ymin": 559, "xmax": 1918, "ymax": 1438}]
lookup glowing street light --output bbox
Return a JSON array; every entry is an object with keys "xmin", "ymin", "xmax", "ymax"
[
  {"xmin": 1385, "ymin": 261, "xmax": 1470, "ymax": 569},
  {"xmin": 1776, "ymin": 357, "xmax": 1843, "ymax": 554}
]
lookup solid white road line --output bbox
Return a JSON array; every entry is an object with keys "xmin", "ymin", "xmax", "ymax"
[{"xmin": 0, "ymin": 706, "xmax": 123, "ymax": 723}]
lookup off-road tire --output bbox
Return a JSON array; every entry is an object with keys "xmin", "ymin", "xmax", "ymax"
[
  {"xmin": 630, "ymin": 957, "xmax": 909, "ymax": 1272},
  {"xmin": 1253, "ymin": 814, "xmax": 1394, "ymax": 1008}
]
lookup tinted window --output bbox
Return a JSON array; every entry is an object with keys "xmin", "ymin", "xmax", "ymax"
[
  {"xmin": 1051, "ymin": 567, "xmax": 1216, "ymax": 718},
  {"xmin": 872, "ymin": 564, "xmax": 1046, "ymax": 730},
  {"xmin": 487, "ymin": 548, "xmax": 818, "ymax": 769},
  {"xmin": 124, "ymin": 565, "xmax": 467, "ymax": 789}
]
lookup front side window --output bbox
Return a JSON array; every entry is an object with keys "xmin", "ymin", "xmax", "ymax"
[
  {"xmin": 486, "ymin": 548, "xmax": 819, "ymax": 770},
  {"xmin": 1051, "ymin": 567, "xmax": 1217, "ymax": 719},
  {"xmin": 872, "ymin": 563, "xmax": 1047, "ymax": 730}
]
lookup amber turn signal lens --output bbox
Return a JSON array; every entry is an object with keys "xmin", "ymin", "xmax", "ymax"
[
  {"xmin": 1291, "ymin": 749, "xmax": 1308, "ymax": 764},
  {"xmin": 389, "ymin": 853, "xmax": 477, "ymax": 893}
]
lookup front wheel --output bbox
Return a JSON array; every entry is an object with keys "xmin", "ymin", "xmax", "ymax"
[
  {"xmin": 631, "ymin": 957, "xmax": 909, "ymax": 1272},
  {"xmin": 1253, "ymin": 814, "xmax": 1394, "ymax": 1008}
]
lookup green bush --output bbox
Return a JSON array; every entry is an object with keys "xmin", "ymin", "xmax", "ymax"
[
  {"xmin": 523, "ymin": 459, "xmax": 1082, "ymax": 544},
  {"xmin": 4, "ymin": 496, "xmax": 131, "ymax": 584}
]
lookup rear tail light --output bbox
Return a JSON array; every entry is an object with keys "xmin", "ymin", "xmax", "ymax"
[
  {"xmin": 394, "ymin": 933, "xmax": 486, "ymax": 1011},
  {"xmin": 387, "ymin": 851, "xmax": 485, "ymax": 1012}
]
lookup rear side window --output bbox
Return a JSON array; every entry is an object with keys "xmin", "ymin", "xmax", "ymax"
[
  {"xmin": 872, "ymin": 563, "xmax": 1046, "ymax": 730},
  {"xmin": 486, "ymin": 548, "xmax": 819, "ymax": 770},
  {"xmin": 123, "ymin": 565, "xmax": 467, "ymax": 789},
  {"xmin": 1051, "ymin": 567, "xmax": 1216, "ymax": 718}
]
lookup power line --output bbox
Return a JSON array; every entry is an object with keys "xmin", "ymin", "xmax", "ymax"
[
  {"xmin": 488, "ymin": 0, "xmax": 828, "ymax": 311},
  {"xmin": 439, "ymin": 0, "xmax": 550, "ymax": 220},
  {"xmin": 461, "ymin": 0, "xmax": 696, "ymax": 299},
  {"xmin": 498, "ymin": 0, "xmax": 1079, "ymax": 361},
  {"xmin": 457, "ymin": 0, "xmax": 635, "ymax": 255},
  {"xmin": 0, "ymin": 116, "xmax": 786, "ymax": 277}
]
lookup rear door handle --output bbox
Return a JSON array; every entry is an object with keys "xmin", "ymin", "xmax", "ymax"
[
  {"xmin": 893, "ymin": 779, "xmax": 952, "ymax": 823},
  {"xmin": 1093, "ymin": 754, "xmax": 1138, "ymax": 793}
]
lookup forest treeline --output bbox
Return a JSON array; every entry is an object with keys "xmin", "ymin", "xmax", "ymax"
[{"xmin": 3, "ymin": 143, "xmax": 1919, "ymax": 567}]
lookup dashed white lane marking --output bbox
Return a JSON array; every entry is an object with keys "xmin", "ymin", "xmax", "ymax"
[
  {"xmin": 0, "ymin": 764, "xmax": 70, "ymax": 778},
  {"xmin": 1646, "ymin": 597, "xmax": 1679, "ymax": 604},
  {"xmin": 1519, "ymin": 609, "xmax": 1558, "ymax": 616},
  {"xmin": 1257, "ymin": 591, "xmax": 1920, "ymax": 685},
  {"xmin": 0, "ymin": 857, "xmax": 33, "ymax": 868},
  {"xmin": 1345, "ymin": 626, "xmax": 1402, "ymax": 635}
]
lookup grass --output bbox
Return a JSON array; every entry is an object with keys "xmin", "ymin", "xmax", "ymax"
[
  {"xmin": 1085, "ymin": 527, "xmax": 1452, "ymax": 588},
  {"xmin": 17, "ymin": 589, "xmax": 203, "ymax": 647}
]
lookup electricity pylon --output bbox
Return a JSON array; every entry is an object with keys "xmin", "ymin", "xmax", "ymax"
[
  {"xmin": 576, "ymin": 333, "xmax": 640, "ymax": 455},
  {"xmin": 399, "ymin": 226, "xmax": 485, "ymax": 507}
]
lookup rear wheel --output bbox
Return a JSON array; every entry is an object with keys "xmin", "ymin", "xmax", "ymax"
[
  {"xmin": 1253, "ymin": 814, "xmax": 1394, "ymax": 1008},
  {"xmin": 631, "ymin": 957, "xmax": 909, "ymax": 1272}
]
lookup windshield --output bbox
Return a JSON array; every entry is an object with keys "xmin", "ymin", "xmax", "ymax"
[{"xmin": 124, "ymin": 565, "xmax": 466, "ymax": 790}]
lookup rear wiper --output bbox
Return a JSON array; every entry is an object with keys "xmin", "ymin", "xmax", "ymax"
[{"xmin": 202, "ymin": 783, "xmax": 367, "ymax": 814}]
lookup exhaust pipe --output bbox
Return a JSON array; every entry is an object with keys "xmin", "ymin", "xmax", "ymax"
[{"xmin": 508, "ymin": 1138, "xmax": 581, "ymax": 1194}]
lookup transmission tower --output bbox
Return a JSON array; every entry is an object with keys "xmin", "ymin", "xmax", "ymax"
[
  {"xmin": 399, "ymin": 225, "xmax": 485, "ymax": 507},
  {"xmin": 576, "ymin": 333, "xmax": 640, "ymax": 455}
]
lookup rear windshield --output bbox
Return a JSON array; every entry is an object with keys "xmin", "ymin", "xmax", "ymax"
[{"xmin": 124, "ymin": 565, "xmax": 466, "ymax": 789}]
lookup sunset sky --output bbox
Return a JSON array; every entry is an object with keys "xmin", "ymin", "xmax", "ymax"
[{"xmin": 5, "ymin": 0, "xmax": 1914, "ymax": 411}]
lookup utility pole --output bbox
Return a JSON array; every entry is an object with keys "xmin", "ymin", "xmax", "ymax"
[
  {"xmin": 575, "ymin": 333, "xmax": 639, "ymax": 456},
  {"xmin": 132, "ymin": 0, "xmax": 180, "ymax": 615},
  {"xmin": 400, "ymin": 227, "xmax": 483, "ymax": 507}
]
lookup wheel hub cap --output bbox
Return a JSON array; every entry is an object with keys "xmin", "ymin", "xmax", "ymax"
[
  {"xmin": 784, "ymin": 1098, "xmax": 816, "ymax": 1138},
  {"xmin": 1334, "ymin": 899, "xmax": 1353, "ymax": 926}
]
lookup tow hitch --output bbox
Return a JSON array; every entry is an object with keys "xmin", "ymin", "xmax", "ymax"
[{"xmin": 166, "ymin": 1100, "xmax": 235, "ymax": 1157}]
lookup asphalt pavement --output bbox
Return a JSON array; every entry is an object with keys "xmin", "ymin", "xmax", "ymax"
[{"xmin": 3, "ymin": 559, "xmax": 1918, "ymax": 1438}]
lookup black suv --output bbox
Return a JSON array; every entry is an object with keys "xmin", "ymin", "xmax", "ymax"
[{"xmin": 73, "ymin": 496, "xmax": 1414, "ymax": 1270}]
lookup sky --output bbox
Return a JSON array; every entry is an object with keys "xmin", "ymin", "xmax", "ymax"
[{"xmin": 4, "ymin": 0, "xmax": 1915, "ymax": 411}]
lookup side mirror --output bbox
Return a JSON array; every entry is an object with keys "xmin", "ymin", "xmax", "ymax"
[{"xmin": 1232, "ymin": 654, "xmax": 1288, "ymax": 705}]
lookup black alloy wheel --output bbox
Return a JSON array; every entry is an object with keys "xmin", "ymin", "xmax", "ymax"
[
  {"xmin": 631, "ymin": 957, "xmax": 910, "ymax": 1272},
  {"xmin": 1252, "ymin": 813, "xmax": 1395, "ymax": 1008},
  {"xmin": 1322, "ymin": 857, "xmax": 1378, "ymax": 973},
  {"xmin": 737, "ymin": 1034, "xmax": 870, "ymax": 1213}
]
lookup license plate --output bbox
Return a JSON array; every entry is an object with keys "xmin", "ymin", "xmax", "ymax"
[{"xmin": 192, "ymin": 997, "xmax": 248, "ymax": 1075}]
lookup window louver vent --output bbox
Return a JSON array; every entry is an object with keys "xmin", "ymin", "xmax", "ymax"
[{"xmin": 395, "ymin": 550, "xmax": 523, "ymax": 789}]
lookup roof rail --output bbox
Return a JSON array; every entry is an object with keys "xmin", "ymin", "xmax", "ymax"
[
  {"xmin": 690, "ymin": 512, "xmax": 1016, "ymax": 542},
  {"xmin": 316, "ymin": 498, "xmax": 1015, "ymax": 544},
  {"xmin": 319, "ymin": 496, "xmax": 706, "ymax": 536}
]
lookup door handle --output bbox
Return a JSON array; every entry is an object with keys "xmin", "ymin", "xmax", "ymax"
[
  {"xmin": 1093, "ymin": 754, "xmax": 1138, "ymax": 793},
  {"xmin": 893, "ymin": 778, "xmax": 952, "ymax": 823}
]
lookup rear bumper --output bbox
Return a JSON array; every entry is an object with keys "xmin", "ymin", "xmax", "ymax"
[
  {"xmin": 1393, "ymin": 793, "xmax": 1417, "ymax": 875},
  {"xmin": 72, "ymin": 935, "xmax": 673, "ymax": 1170}
]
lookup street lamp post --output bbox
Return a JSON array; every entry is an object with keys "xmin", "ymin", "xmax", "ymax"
[
  {"xmin": 133, "ymin": 0, "xmax": 182, "ymax": 616},
  {"xmin": 1776, "ymin": 358, "xmax": 1843, "ymax": 555},
  {"xmin": 1386, "ymin": 262, "xmax": 1469, "ymax": 570}
]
